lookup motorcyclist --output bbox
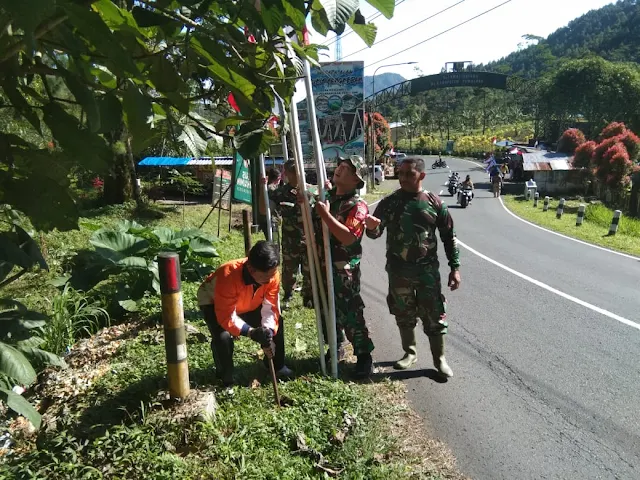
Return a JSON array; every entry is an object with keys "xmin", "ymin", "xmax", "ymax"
[{"xmin": 460, "ymin": 174, "xmax": 474, "ymax": 202}]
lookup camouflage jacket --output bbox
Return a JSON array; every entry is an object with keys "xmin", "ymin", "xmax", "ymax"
[
  {"xmin": 270, "ymin": 183, "xmax": 304, "ymax": 241},
  {"xmin": 314, "ymin": 188, "xmax": 368, "ymax": 270},
  {"xmin": 366, "ymin": 189, "xmax": 460, "ymax": 275}
]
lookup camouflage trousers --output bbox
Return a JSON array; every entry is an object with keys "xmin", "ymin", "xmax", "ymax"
[
  {"xmin": 386, "ymin": 269, "xmax": 448, "ymax": 336},
  {"xmin": 281, "ymin": 234, "xmax": 312, "ymax": 300},
  {"xmin": 319, "ymin": 264, "xmax": 374, "ymax": 356}
]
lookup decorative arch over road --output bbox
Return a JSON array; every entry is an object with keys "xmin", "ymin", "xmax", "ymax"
[{"xmin": 369, "ymin": 72, "xmax": 537, "ymax": 107}]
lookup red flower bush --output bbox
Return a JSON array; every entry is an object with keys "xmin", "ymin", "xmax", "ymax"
[
  {"xmin": 557, "ymin": 128, "xmax": 586, "ymax": 154},
  {"xmin": 600, "ymin": 122, "xmax": 627, "ymax": 140},
  {"xmin": 92, "ymin": 177, "xmax": 104, "ymax": 190},
  {"xmin": 572, "ymin": 140, "xmax": 596, "ymax": 168},
  {"xmin": 620, "ymin": 130, "xmax": 640, "ymax": 161}
]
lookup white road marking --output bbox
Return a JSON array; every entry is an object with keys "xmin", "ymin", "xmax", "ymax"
[
  {"xmin": 497, "ymin": 198, "xmax": 639, "ymax": 260},
  {"xmin": 457, "ymin": 239, "xmax": 640, "ymax": 332}
]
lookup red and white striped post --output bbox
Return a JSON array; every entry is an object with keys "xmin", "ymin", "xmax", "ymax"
[{"xmin": 158, "ymin": 252, "xmax": 190, "ymax": 399}]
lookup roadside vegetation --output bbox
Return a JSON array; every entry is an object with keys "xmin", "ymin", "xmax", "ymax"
[
  {"xmin": 0, "ymin": 202, "xmax": 466, "ymax": 479},
  {"xmin": 503, "ymin": 195, "xmax": 640, "ymax": 257}
]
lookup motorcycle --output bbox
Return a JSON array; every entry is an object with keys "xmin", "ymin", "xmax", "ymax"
[
  {"xmin": 457, "ymin": 186, "xmax": 473, "ymax": 208},
  {"xmin": 447, "ymin": 172, "xmax": 460, "ymax": 196},
  {"xmin": 432, "ymin": 158, "xmax": 448, "ymax": 169}
]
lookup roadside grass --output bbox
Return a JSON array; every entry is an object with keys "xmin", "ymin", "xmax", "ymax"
[
  {"xmin": 0, "ymin": 202, "xmax": 466, "ymax": 480},
  {"xmin": 503, "ymin": 195, "xmax": 640, "ymax": 257}
]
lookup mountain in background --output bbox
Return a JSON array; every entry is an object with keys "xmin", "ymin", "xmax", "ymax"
[
  {"xmin": 364, "ymin": 72, "xmax": 406, "ymax": 96},
  {"xmin": 480, "ymin": 0, "xmax": 640, "ymax": 78}
]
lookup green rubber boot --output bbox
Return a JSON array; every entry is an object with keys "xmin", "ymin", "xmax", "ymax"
[
  {"xmin": 429, "ymin": 335, "xmax": 453, "ymax": 378},
  {"xmin": 394, "ymin": 327, "xmax": 418, "ymax": 370}
]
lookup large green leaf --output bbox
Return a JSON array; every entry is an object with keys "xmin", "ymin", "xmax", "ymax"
[
  {"xmin": 14, "ymin": 225, "xmax": 48, "ymax": 271},
  {"xmin": 0, "ymin": 388, "xmax": 41, "ymax": 430},
  {"xmin": 0, "ymin": 233, "xmax": 34, "ymax": 270},
  {"xmin": 190, "ymin": 36, "xmax": 257, "ymax": 102},
  {"xmin": 282, "ymin": 0, "xmax": 307, "ymax": 28},
  {"xmin": 189, "ymin": 237, "xmax": 218, "ymax": 258},
  {"xmin": 234, "ymin": 125, "xmax": 276, "ymax": 158},
  {"xmin": 348, "ymin": 12, "xmax": 377, "ymax": 47},
  {"xmin": 0, "ymin": 77, "xmax": 42, "ymax": 134},
  {"xmin": 261, "ymin": 2, "xmax": 285, "ymax": 34},
  {"xmin": 364, "ymin": 0, "xmax": 396, "ymax": 19},
  {"xmin": 42, "ymin": 103, "xmax": 111, "ymax": 171},
  {"xmin": 2, "ymin": 175, "xmax": 79, "ymax": 232},
  {"xmin": 1, "ymin": 0, "xmax": 56, "ymax": 39},
  {"xmin": 132, "ymin": 6, "xmax": 174, "ymax": 27},
  {"xmin": 0, "ymin": 300, "xmax": 48, "ymax": 339},
  {"xmin": 90, "ymin": 230, "xmax": 150, "ymax": 261},
  {"xmin": 318, "ymin": 0, "xmax": 359, "ymax": 30},
  {"xmin": 116, "ymin": 256, "xmax": 148, "ymax": 269},
  {"xmin": 19, "ymin": 346, "xmax": 67, "ymax": 368},
  {"xmin": 121, "ymin": 80, "xmax": 155, "ymax": 153},
  {"xmin": 96, "ymin": 93, "xmax": 123, "ymax": 135},
  {"xmin": 0, "ymin": 343, "xmax": 37, "ymax": 385},
  {"xmin": 311, "ymin": 8, "xmax": 331, "ymax": 36},
  {"xmin": 178, "ymin": 125, "xmax": 208, "ymax": 158},
  {"xmin": 146, "ymin": 55, "xmax": 182, "ymax": 94},
  {"xmin": 63, "ymin": 70, "xmax": 101, "ymax": 133},
  {"xmin": 65, "ymin": 3, "xmax": 141, "ymax": 77}
]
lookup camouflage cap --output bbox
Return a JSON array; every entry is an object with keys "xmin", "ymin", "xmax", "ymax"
[{"xmin": 338, "ymin": 155, "xmax": 366, "ymax": 189}]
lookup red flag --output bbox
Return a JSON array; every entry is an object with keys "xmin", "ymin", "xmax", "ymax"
[
  {"xmin": 228, "ymin": 93, "xmax": 241, "ymax": 113},
  {"xmin": 301, "ymin": 25, "xmax": 310, "ymax": 46},
  {"xmin": 244, "ymin": 26, "xmax": 257, "ymax": 44}
]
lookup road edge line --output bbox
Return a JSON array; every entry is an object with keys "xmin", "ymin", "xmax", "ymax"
[
  {"xmin": 457, "ymin": 239, "xmax": 640, "ymax": 332},
  {"xmin": 498, "ymin": 197, "xmax": 639, "ymax": 261}
]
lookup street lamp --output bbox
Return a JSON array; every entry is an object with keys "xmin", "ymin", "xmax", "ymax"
[{"xmin": 369, "ymin": 61, "xmax": 417, "ymax": 190}]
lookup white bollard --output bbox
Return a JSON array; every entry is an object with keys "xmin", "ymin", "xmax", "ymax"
[
  {"xmin": 525, "ymin": 189, "xmax": 531, "ymax": 201},
  {"xmin": 543, "ymin": 196, "xmax": 550, "ymax": 212},
  {"xmin": 533, "ymin": 192, "xmax": 539, "ymax": 207},
  {"xmin": 609, "ymin": 210, "xmax": 622, "ymax": 235},
  {"xmin": 576, "ymin": 204, "xmax": 585, "ymax": 226},
  {"xmin": 556, "ymin": 198, "xmax": 565, "ymax": 219}
]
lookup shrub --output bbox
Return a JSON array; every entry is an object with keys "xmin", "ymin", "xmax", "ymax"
[
  {"xmin": 573, "ymin": 140, "xmax": 596, "ymax": 168},
  {"xmin": 557, "ymin": 128, "xmax": 586, "ymax": 154}
]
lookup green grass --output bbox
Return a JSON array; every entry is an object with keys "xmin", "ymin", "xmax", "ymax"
[
  {"xmin": 503, "ymin": 195, "xmax": 640, "ymax": 257},
  {"xmin": 1, "ymin": 201, "xmax": 462, "ymax": 480}
]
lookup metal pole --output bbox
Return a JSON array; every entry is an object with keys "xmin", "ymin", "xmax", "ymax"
[
  {"xmin": 303, "ymin": 58, "xmax": 338, "ymax": 379},
  {"xmin": 289, "ymin": 98, "xmax": 329, "ymax": 376},
  {"xmin": 157, "ymin": 252, "xmax": 190, "ymax": 399},
  {"xmin": 259, "ymin": 153, "xmax": 273, "ymax": 242},
  {"xmin": 242, "ymin": 209, "xmax": 252, "ymax": 255}
]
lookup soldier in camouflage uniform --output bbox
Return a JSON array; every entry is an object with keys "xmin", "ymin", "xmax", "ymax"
[
  {"xmin": 312, "ymin": 156, "xmax": 375, "ymax": 379},
  {"xmin": 268, "ymin": 160, "xmax": 313, "ymax": 307},
  {"xmin": 365, "ymin": 157, "xmax": 461, "ymax": 378}
]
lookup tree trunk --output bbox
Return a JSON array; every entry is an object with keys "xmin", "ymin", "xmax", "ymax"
[{"xmin": 103, "ymin": 122, "xmax": 134, "ymax": 205}]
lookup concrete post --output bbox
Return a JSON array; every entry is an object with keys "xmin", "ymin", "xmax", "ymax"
[
  {"xmin": 543, "ymin": 196, "xmax": 550, "ymax": 212},
  {"xmin": 576, "ymin": 204, "xmax": 585, "ymax": 226},
  {"xmin": 609, "ymin": 210, "xmax": 622, "ymax": 235},
  {"xmin": 158, "ymin": 252, "xmax": 190, "ymax": 399},
  {"xmin": 533, "ymin": 192, "xmax": 539, "ymax": 207},
  {"xmin": 556, "ymin": 198, "xmax": 565, "ymax": 219}
]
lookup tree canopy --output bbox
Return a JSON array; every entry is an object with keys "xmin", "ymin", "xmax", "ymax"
[{"xmin": 0, "ymin": 0, "xmax": 395, "ymax": 230}]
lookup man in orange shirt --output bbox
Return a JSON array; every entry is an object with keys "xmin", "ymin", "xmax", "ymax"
[{"xmin": 198, "ymin": 241, "xmax": 292, "ymax": 386}]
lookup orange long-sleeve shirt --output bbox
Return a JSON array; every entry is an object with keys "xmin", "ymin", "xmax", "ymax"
[{"xmin": 197, "ymin": 258, "xmax": 280, "ymax": 337}]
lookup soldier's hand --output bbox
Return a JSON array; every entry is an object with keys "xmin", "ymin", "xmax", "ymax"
[
  {"xmin": 249, "ymin": 327, "xmax": 274, "ymax": 346},
  {"xmin": 365, "ymin": 214, "xmax": 381, "ymax": 230},
  {"xmin": 315, "ymin": 200, "xmax": 329, "ymax": 217},
  {"xmin": 448, "ymin": 270, "xmax": 461, "ymax": 291},
  {"xmin": 325, "ymin": 180, "xmax": 332, "ymax": 191}
]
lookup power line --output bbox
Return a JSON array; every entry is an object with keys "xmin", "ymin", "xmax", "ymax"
[
  {"xmin": 339, "ymin": 0, "xmax": 468, "ymax": 62},
  {"xmin": 321, "ymin": 0, "xmax": 407, "ymax": 47},
  {"xmin": 368, "ymin": 0, "xmax": 514, "ymax": 68}
]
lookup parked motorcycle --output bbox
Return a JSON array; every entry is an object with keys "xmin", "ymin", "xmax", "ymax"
[
  {"xmin": 447, "ymin": 172, "xmax": 459, "ymax": 196},
  {"xmin": 432, "ymin": 158, "xmax": 448, "ymax": 169},
  {"xmin": 457, "ymin": 186, "xmax": 473, "ymax": 208}
]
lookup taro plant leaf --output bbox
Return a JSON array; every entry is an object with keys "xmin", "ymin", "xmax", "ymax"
[
  {"xmin": 90, "ymin": 231, "xmax": 150, "ymax": 262},
  {"xmin": 189, "ymin": 237, "xmax": 218, "ymax": 257},
  {"xmin": 0, "ymin": 301, "xmax": 48, "ymax": 338},
  {"xmin": 0, "ymin": 233, "xmax": 34, "ymax": 270},
  {"xmin": 152, "ymin": 227, "xmax": 174, "ymax": 244},
  {"xmin": 318, "ymin": 0, "xmax": 359, "ymax": 30},
  {"xmin": 116, "ymin": 257, "xmax": 149, "ymax": 269},
  {"xmin": 16, "ymin": 336, "xmax": 45, "ymax": 349},
  {"xmin": 0, "ymin": 387, "xmax": 41, "ymax": 430},
  {"xmin": 0, "ymin": 343, "xmax": 37, "ymax": 385},
  {"xmin": 115, "ymin": 220, "xmax": 145, "ymax": 233},
  {"xmin": 15, "ymin": 225, "xmax": 48, "ymax": 271},
  {"xmin": 118, "ymin": 299, "xmax": 140, "ymax": 312},
  {"xmin": 19, "ymin": 347, "xmax": 67, "ymax": 368}
]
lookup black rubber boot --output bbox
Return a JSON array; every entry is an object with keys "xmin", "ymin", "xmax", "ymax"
[{"xmin": 353, "ymin": 353, "xmax": 373, "ymax": 379}]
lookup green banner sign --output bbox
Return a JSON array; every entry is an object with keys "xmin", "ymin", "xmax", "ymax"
[{"xmin": 232, "ymin": 152, "xmax": 252, "ymax": 204}]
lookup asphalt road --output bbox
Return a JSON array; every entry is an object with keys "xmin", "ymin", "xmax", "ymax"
[{"xmin": 360, "ymin": 157, "xmax": 640, "ymax": 480}]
